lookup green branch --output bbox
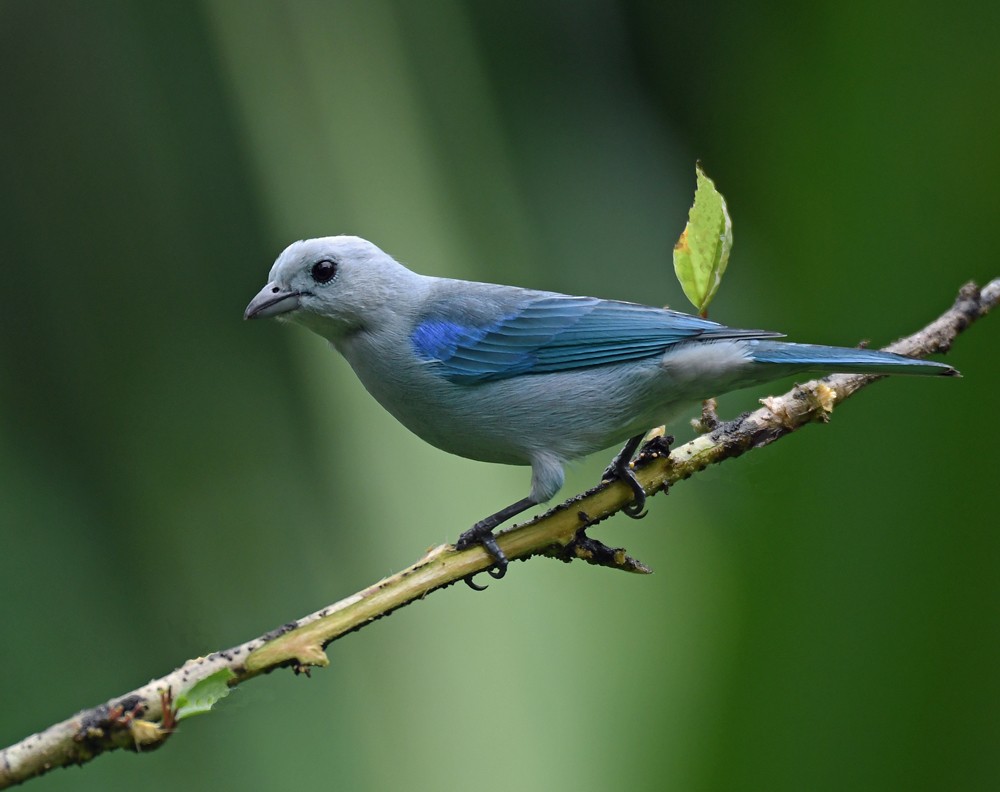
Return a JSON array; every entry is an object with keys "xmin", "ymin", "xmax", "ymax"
[{"xmin": 1, "ymin": 278, "xmax": 996, "ymax": 789}]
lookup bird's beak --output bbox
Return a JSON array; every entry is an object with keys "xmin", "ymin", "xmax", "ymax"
[{"xmin": 244, "ymin": 283, "xmax": 301, "ymax": 320}]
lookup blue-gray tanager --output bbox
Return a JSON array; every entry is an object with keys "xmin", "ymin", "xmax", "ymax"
[{"xmin": 245, "ymin": 236, "xmax": 956, "ymax": 581}]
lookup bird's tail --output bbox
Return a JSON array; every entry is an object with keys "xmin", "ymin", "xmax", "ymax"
[{"xmin": 747, "ymin": 340, "xmax": 959, "ymax": 377}]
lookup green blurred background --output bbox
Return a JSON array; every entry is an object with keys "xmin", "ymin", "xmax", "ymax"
[{"xmin": 1, "ymin": 2, "xmax": 997, "ymax": 790}]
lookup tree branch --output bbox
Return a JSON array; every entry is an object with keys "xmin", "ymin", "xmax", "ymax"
[{"xmin": 2, "ymin": 278, "xmax": 996, "ymax": 788}]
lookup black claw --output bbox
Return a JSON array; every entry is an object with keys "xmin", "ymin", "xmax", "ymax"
[
  {"xmin": 461, "ymin": 555, "xmax": 506, "ymax": 590},
  {"xmin": 479, "ymin": 533, "xmax": 506, "ymax": 564},
  {"xmin": 620, "ymin": 467, "xmax": 648, "ymax": 519},
  {"xmin": 623, "ymin": 503, "xmax": 647, "ymax": 519},
  {"xmin": 464, "ymin": 575, "xmax": 489, "ymax": 591},
  {"xmin": 480, "ymin": 533, "xmax": 509, "ymax": 579}
]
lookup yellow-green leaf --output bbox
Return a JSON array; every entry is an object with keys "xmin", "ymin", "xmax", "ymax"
[
  {"xmin": 673, "ymin": 164, "xmax": 733, "ymax": 313},
  {"xmin": 174, "ymin": 669, "xmax": 236, "ymax": 721}
]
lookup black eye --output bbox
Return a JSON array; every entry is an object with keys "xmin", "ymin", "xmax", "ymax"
[{"xmin": 310, "ymin": 259, "xmax": 337, "ymax": 284}]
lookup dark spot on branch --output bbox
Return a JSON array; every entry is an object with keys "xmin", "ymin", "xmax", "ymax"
[
  {"xmin": 261, "ymin": 621, "xmax": 299, "ymax": 642},
  {"xmin": 544, "ymin": 528, "xmax": 652, "ymax": 573},
  {"xmin": 640, "ymin": 434, "xmax": 674, "ymax": 458}
]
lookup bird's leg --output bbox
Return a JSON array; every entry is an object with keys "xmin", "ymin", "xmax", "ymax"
[
  {"xmin": 456, "ymin": 496, "xmax": 537, "ymax": 589},
  {"xmin": 602, "ymin": 433, "xmax": 648, "ymax": 519}
]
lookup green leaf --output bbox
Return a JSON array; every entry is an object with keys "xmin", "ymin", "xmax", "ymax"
[
  {"xmin": 673, "ymin": 164, "xmax": 733, "ymax": 314},
  {"xmin": 174, "ymin": 668, "xmax": 236, "ymax": 721}
]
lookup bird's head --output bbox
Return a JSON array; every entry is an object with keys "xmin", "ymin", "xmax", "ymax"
[{"xmin": 244, "ymin": 236, "xmax": 417, "ymax": 340}]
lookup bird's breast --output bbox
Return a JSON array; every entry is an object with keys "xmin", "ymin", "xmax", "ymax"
[{"xmin": 336, "ymin": 330, "xmax": 705, "ymax": 466}]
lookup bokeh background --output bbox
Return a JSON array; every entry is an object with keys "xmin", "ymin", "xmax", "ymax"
[{"xmin": 1, "ymin": 2, "xmax": 997, "ymax": 790}]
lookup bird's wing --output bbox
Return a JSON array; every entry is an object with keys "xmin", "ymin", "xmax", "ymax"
[{"xmin": 411, "ymin": 292, "xmax": 782, "ymax": 384}]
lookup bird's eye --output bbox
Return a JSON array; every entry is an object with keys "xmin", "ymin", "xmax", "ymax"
[{"xmin": 310, "ymin": 259, "xmax": 337, "ymax": 284}]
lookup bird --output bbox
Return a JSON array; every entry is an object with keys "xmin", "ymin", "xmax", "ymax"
[{"xmin": 244, "ymin": 235, "xmax": 957, "ymax": 584}]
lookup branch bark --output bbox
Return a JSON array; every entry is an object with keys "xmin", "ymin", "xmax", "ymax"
[{"xmin": 2, "ymin": 278, "xmax": 997, "ymax": 788}]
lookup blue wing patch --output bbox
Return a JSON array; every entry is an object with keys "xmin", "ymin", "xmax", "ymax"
[{"xmin": 412, "ymin": 295, "xmax": 780, "ymax": 384}]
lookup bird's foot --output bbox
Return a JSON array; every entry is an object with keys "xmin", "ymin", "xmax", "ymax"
[
  {"xmin": 454, "ymin": 496, "xmax": 537, "ymax": 590},
  {"xmin": 602, "ymin": 433, "xmax": 648, "ymax": 519},
  {"xmin": 602, "ymin": 460, "xmax": 647, "ymax": 519},
  {"xmin": 456, "ymin": 523, "xmax": 509, "ymax": 591}
]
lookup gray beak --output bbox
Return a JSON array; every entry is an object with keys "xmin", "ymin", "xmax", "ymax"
[{"xmin": 244, "ymin": 283, "xmax": 301, "ymax": 320}]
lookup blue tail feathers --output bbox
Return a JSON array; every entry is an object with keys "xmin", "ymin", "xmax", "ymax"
[{"xmin": 748, "ymin": 340, "xmax": 958, "ymax": 377}]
